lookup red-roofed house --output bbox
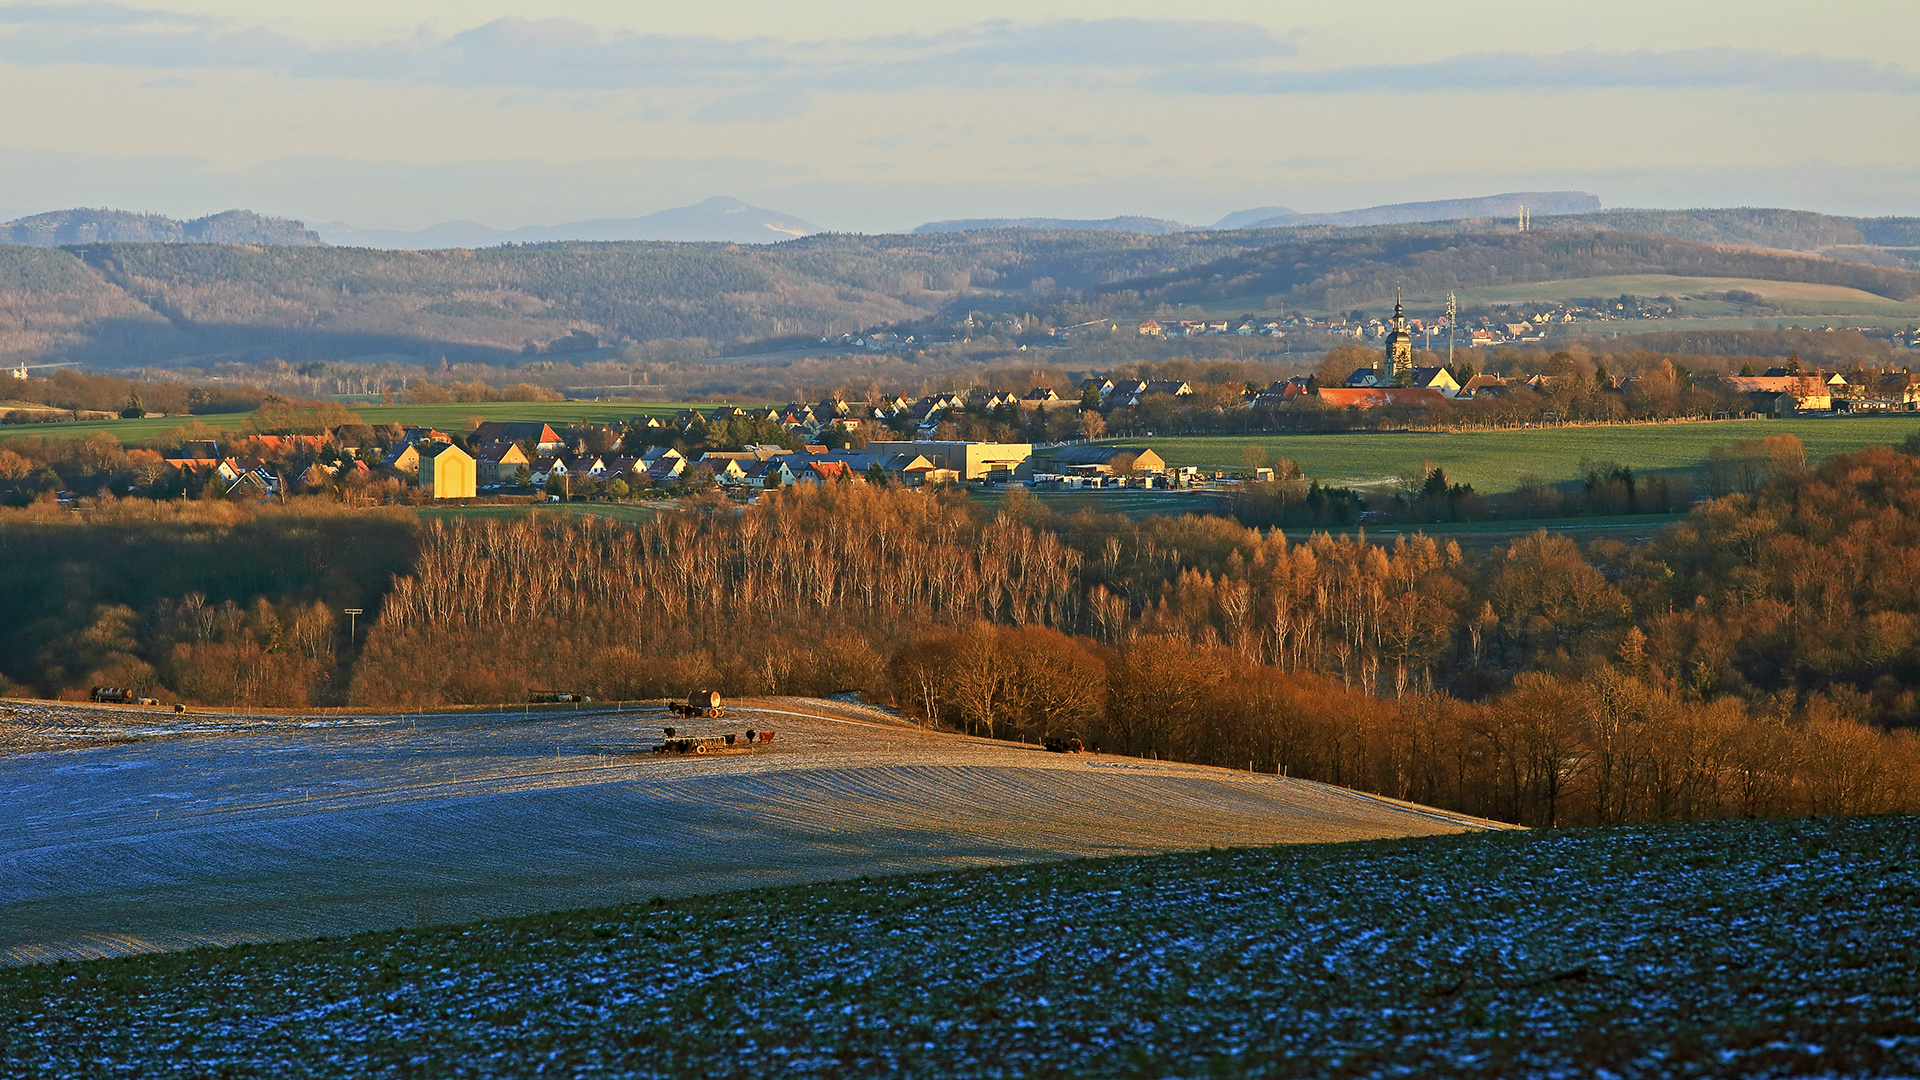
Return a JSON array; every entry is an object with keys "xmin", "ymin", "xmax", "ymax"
[{"xmin": 1316, "ymin": 387, "xmax": 1451, "ymax": 409}]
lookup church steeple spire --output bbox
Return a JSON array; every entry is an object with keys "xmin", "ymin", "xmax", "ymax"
[{"xmin": 1386, "ymin": 285, "xmax": 1414, "ymax": 384}]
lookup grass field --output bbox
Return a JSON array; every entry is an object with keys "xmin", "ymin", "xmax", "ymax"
[
  {"xmin": 1179, "ymin": 274, "xmax": 1920, "ymax": 321},
  {"xmin": 1415, "ymin": 275, "xmax": 1920, "ymax": 317},
  {"xmin": 0, "ymin": 399, "xmax": 745, "ymax": 445},
  {"xmin": 1125, "ymin": 415, "xmax": 1920, "ymax": 494},
  {"xmin": 2, "ymin": 814, "xmax": 1913, "ymax": 1077}
]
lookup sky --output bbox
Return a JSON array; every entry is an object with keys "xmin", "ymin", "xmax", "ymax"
[{"xmin": 2, "ymin": 0, "xmax": 1917, "ymax": 232}]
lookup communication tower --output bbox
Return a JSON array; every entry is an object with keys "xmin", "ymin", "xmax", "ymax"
[{"xmin": 1445, "ymin": 292, "xmax": 1457, "ymax": 369}]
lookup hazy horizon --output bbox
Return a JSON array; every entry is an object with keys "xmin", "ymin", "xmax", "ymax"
[{"xmin": 4, "ymin": 0, "xmax": 1916, "ymax": 233}]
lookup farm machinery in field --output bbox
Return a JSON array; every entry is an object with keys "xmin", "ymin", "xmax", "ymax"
[
  {"xmin": 668, "ymin": 690, "xmax": 725, "ymax": 718},
  {"xmin": 91, "ymin": 687, "xmax": 159, "ymax": 706}
]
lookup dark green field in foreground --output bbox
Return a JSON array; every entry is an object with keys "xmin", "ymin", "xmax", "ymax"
[{"xmin": 3, "ymin": 816, "xmax": 1916, "ymax": 1078}]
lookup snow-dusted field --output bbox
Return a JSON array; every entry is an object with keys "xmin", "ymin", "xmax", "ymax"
[
  {"xmin": 1, "ymin": 815, "xmax": 1914, "ymax": 1078},
  {"xmin": 0, "ymin": 697, "xmax": 1498, "ymax": 965}
]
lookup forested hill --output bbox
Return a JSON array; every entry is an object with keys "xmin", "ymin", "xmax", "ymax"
[
  {"xmin": 1090, "ymin": 229, "xmax": 1920, "ymax": 312},
  {"xmin": 4, "ymin": 224, "xmax": 1919, "ymax": 369},
  {"xmin": 1229, "ymin": 208, "xmax": 1920, "ymax": 269},
  {"xmin": 0, "ymin": 230, "xmax": 1275, "ymax": 367},
  {"xmin": 1, "ymin": 209, "xmax": 323, "ymax": 248}
]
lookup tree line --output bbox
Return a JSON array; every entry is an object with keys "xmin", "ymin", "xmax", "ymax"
[
  {"xmin": 6, "ymin": 444, "xmax": 1920, "ymax": 824},
  {"xmin": 346, "ymin": 452, "xmax": 1920, "ymax": 823}
]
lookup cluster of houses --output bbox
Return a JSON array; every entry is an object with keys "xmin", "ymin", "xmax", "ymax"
[
  {"xmin": 160, "ymin": 434, "xmax": 370, "ymax": 497},
  {"xmin": 1720, "ymin": 368, "xmax": 1920, "ymax": 416},
  {"xmin": 156, "ymin": 406, "xmax": 1196, "ymax": 501},
  {"xmin": 631, "ymin": 385, "xmax": 1187, "ymax": 444},
  {"xmin": 150, "ymin": 351, "xmax": 1920, "ymax": 504},
  {"xmin": 1137, "ymin": 312, "xmax": 1562, "ymax": 347},
  {"xmin": 1321, "ymin": 363, "xmax": 1920, "ymax": 415},
  {"xmin": 374, "ymin": 420, "xmax": 1175, "ymax": 499}
]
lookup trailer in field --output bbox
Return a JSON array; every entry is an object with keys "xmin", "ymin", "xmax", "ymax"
[
  {"xmin": 667, "ymin": 690, "xmax": 724, "ymax": 718},
  {"xmin": 91, "ymin": 687, "xmax": 159, "ymax": 706}
]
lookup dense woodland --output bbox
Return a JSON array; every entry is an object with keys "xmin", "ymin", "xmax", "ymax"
[
  {"xmin": 349, "ymin": 448, "xmax": 1920, "ymax": 823},
  {"xmin": 0, "ymin": 500, "xmax": 415, "ymax": 706},
  {"xmin": 11, "ymin": 444, "xmax": 1916, "ymax": 826}
]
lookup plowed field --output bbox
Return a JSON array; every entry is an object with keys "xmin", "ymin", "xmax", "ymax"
[{"xmin": 0, "ymin": 697, "xmax": 1503, "ymax": 965}]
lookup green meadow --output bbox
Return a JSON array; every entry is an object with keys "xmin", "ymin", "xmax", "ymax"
[{"xmin": 1124, "ymin": 415, "xmax": 1920, "ymax": 494}]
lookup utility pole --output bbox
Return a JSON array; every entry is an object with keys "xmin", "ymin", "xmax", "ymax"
[{"xmin": 343, "ymin": 608, "xmax": 363, "ymax": 645}]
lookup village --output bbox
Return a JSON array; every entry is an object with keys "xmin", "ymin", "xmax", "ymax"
[
  {"xmin": 825, "ymin": 303, "xmax": 1920, "ymax": 355},
  {"xmin": 153, "ymin": 410, "xmax": 1187, "ymax": 503},
  {"xmin": 141, "ymin": 353, "xmax": 1918, "ymax": 505}
]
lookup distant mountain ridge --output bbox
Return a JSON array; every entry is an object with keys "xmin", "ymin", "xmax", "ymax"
[
  {"xmin": 914, "ymin": 216, "xmax": 1193, "ymax": 236},
  {"xmin": 910, "ymin": 193, "xmax": 1605, "ymax": 236},
  {"xmin": 1222, "ymin": 191, "xmax": 1603, "ymax": 229},
  {"xmin": 318, "ymin": 197, "xmax": 819, "ymax": 249},
  {"xmin": 1, "ymin": 208, "xmax": 323, "ymax": 247}
]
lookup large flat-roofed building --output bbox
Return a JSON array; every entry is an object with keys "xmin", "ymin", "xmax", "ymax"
[
  {"xmin": 1037, "ymin": 445, "xmax": 1167, "ymax": 475},
  {"xmin": 865, "ymin": 440, "xmax": 1033, "ymax": 481}
]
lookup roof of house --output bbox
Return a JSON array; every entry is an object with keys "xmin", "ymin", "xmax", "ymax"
[
  {"xmin": 418, "ymin": 442, "xmax": 473, "ymax": 462},
  {"xmin": 1723, "ymin": 375, "xmax": 1831, "ymax": 395},
  {"xmin": 1316, "ymin": 387, "xmax": 1451, "ymax": 408},
  {"xmin": 1042, "ymin": 444, "xmax": 1147, "ymax": 466},
  {"xmin": 243, "ymin": 434, "xmax": 327, "ymax": 454},
  {"xmin": 469, "ymin": 422, "xmax": 560, "ymax": 445},
  {"xmin": 473, "ymin": 442, "xmax": 528, "ymax": 464}
]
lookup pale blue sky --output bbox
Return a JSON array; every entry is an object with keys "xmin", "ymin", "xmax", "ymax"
[{"xmin": 2, "ymin": 0, "xmax": 1915, "ymax": 230}]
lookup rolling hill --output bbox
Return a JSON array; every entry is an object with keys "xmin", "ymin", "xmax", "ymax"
[
  {"xmin": 914, "ymin": 215, "xmax": 1193, "ymax": 235},
  {"xmin": 4, "ymin": 219, "xmax": 1919, "ymax": 369},
  {"xmin": 0, "ymin": 696, "xmax": 1501, "ymax": 964},
  {"xmin": 0, "ymin": 209, "xmax": 322, "ymax": 247},
  {"xmin": 318, "ymin": 196, "xmax": 820, "ymax": 249},
  {"xmin": 1085, "ymin": 228, "xmax": 1920, "ymax": 313},
  {"xmin": 1224, "ymin": 190, "xmax": 1601, "ymax": 229}
]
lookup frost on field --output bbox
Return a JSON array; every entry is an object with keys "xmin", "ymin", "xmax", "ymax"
[{"xmin": 2, "ymin": 815, "xmax": 1918, "ymax": 1078}]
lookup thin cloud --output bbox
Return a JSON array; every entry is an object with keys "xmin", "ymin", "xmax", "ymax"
[
  {"xmin": 0, "ymin": 12, "xmax": 1292, "ymax": 91},
  {"xmin": 1165, "ymin": 47, "xmax": 1920, "ymax": 95},
  {"xmin": 4, "ymin": 13, "xmax": 1912, "ymax": 104},
  {"xmin": 0, "ymin": 2, "xmax": 212, "ymax": 25},
  {"xmin": 864, "ymin": 18, "xmax": 1295, "ymax": 67}
]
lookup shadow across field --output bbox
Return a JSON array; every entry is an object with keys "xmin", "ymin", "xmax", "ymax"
[{"xmin": 0, "ymin": 697, "xmax": 1501, "ymax": 965}]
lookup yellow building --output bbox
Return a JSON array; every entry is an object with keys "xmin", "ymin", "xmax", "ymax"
[
  {"xmin": 865, "ymin": 440, "xmax": 1034, "ymax": 481},
  {"xmin": 418, "ymin": 443, "xmax": 477, "ymax": 499},
  {"xmin": 475, "ymin": 441, "xmax": 531, "ymax": 487}
]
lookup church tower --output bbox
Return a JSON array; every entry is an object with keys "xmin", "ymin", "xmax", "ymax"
[{"xmin": 1385, "ymin": 287, "xmax": 1414, "ymax": 384}]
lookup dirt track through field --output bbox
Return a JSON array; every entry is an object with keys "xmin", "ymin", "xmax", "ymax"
[{"xmin": 0, "ymin": 696, "xmax": 1506, "ymax": 965}]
